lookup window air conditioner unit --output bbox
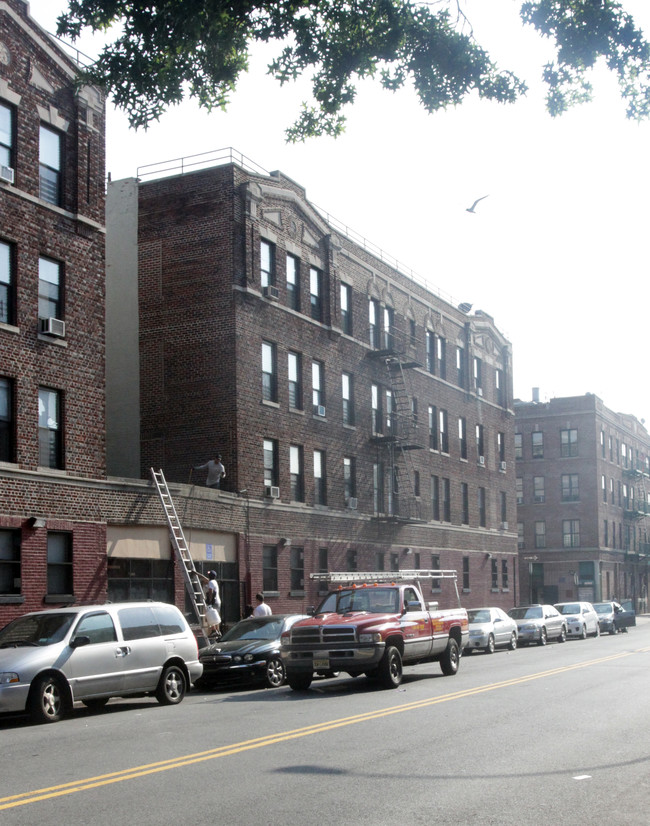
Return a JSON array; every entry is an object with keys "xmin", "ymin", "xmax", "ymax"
[
  {"xmin": 317, "ymin": 405, "xmax": 326, "ymax": 418},
  {"xmin": 348, "ymin": 497, "xmax": 358, "ymax": 510},
  {"xmin": 500, "ymin": 461, "xmax": 507, "ymax": 472},
  {"xmin": 0, "ymin": 165, "xmax": 14, "ymax": 184},
  {"xmin": 265, "ymin": 485, "xmax": 280, "ymax": 499},
  {"xmin": 40, "ymin": 317, "xmax": 66, "ymax": 337},
  {"xmin": 263, "ymin": 285, "xmax": 279, "ymax": 300},
  {"xmin": 479, "ymin": 455, "xmax": 485, "ymax": 466}
]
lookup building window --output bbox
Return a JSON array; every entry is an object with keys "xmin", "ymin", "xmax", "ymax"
[
  {"xmin": 368, "ymin": 298, "xmax": 380, "ymax": 348},
  {"xmin": 0, "ymin": 239, "xmax": 14, "ymax": 325},
  {"xmin": 372, "ymin": 384, "xmax": 383, "ymax": 435},
  {"xmin": 385, "ymin": 389, "xmax": 395, "ymax": 435},
  {"xmin": 310, "ymin": 266, "xmax": 322, "ymax": 321},
  {"xmin": 461, "ymin": 482, "xmax": 469, "ymax": 524},
  {"xmin": 442, "ymin": 477, "xmax": 451, "ymax": 522},
  {"xmin": 340, "ymin": 282, "xmax": 352, "ymax": 334},
  {"xmin": 347, "ymin": 548, "xmax": 357, "ymax": 570},
  {"xmin": 0, "ymin": 377, "xmax": 14, "ymax": 462},
  {"xmin": 342, "ymin": 372, "xmax": 354, "ymax": 425},
  {"xmin": 39, "ymin": 125, "xmax": 62, "ymax": 206},
  {"xmin": 390, "ymin": 553, "xmax": 399, "ymax": 572},
  {"xmin": 312, "ymin": 360, "xmax": 325, "ymax": 414},
  {"xmin": 409, "ymin": 318, "xmax": 417, "ymax": 346},
  {"xmin": 439, "ymin": 409, "xmax": 449, "ymax": 453},
  {"xmin": 318, "ymin": 547, "xmax": 328, "ymax": 576},
  {"xmin": 108, "ymin": 557, "xmax": 174, "ymax": 602},
  {"xmin": 375, "ymin": 551, "xmax": 385, "ymax": 570},
  {"xmin": 47, "ymin": 532, "xmax": 72, "ymax": 596},
  {"xmin": 425, "ymin": 330, "xmax": 434, "ymax": 372},
  {"xmin": 288, "ymin": 351, "xmax": 302, "ymax": 410},
  {"xmin": 290, "ymin": 547, "xmax": 304, "ymax": 592},
  {"xmin": 38, "ymin": 387, "xmax": 62, "ymax": 468},
  {"xmin": 514, "ymin": 433, "xmax": 522, "ymax": 459},
  {"xmin": 497, "ymin": 432, "xmax": 506, "ymax": 463},
  {"xmin": 435, "ymin": 334, "xmax": 446, "ymax": 379},
  {"xmin": 495, "ymin": 368, "xmax": 505, "ymax": 405},
  {"xmin": 518, "ymin": 522, "xmax": 524, "ymax": 549},
  {"xmin": 431, "ymin": 555, "xmax": 441, "ymax": 590},
  {"xmin": 343, "ymin": 456, "xmax": 356, "ymax": 504},
  {"xmin": 500, "ymin": 490, "xmax": 507, "ymax": 524},
  {"xmin": 462, "ymin": 556, "xmax": 470, "ymax": 590},
  {"xmin": 456, "ymin": 346, "xmax": 465, "ymax": 387},
  {"xmin": 428, "ymin": 405, "xmax": 438, "ymax": 450},
  {"xmin": 491, "ymin": 558, "xmax": 498, "ymax": 589},
  {"xmin": 260, "ymin": 239, "xmax": 275, "ymax": 288},
  {"xmin": 263, "ymin": 438, "xmax": 279, "ymax": 488},
  {"xmin": 314, "ymin": 449, "xmax": 326, "ymax": 505},
  {"xmin": 0, "ymin": 102, "xmax": 14, "ymax": 171},
  {"xmin": 290, "ymin": 444, "xmax": 304, "ymax": 502},
  {"xmin": 563, "ymin": 519, "xmax": 580, "ymax": 548},
  {"xmin": 458, "ymin": 416, "xmax": 467, "ymax": 460},
  {"xmin": 562, "ymin": 474, "xmax": 580, "ymax": 502},
  {"xmin": 473, "ymin": 357, "xmax": 482, "ymax": 392},
  {"xmin": 561, "ymin": 428, "xmax": 578, "ymax": 458},
  {"xmin": 262, "ymin": 545, "xmax": 278, "ymax": 592},
  {"xmin": 476, "ymin": 424, "xmax": 485, "ymax": 461},
  {"xmin": 286, "ymin": 253, "xmax": 300, "ymax": 310},
  {"xmin": 478, "ymin": 487, "xmax": 487, "ymax": 527},
  {"xmin": 38, "ymin": 256, "xmax": 62, "ymax": 321},
  {"xmin": 501, "ymin": 559, "xmax": 509, "ymax": 590},
  {"xmin": 604, "ymin": 519, "xmax": 609, "ymax": 547},
  {"xmin": 516, "ymin": 477, "xmax": 523, "ymax": 504},
  {"xmin": 261, "ymin": 341, "xmax": 277, "ymax": 402},
  {"xmin": 0, "ymin": 529, "xmax": 20, "ymax": 595},
  {"xmin": 382, "ymin": 306, "xmax": 394, "ymax": 350},
  {"xmin": 602, "ymin": 474, "xmax": 607, "ymax": 503},
  {"xmin": 532, "ymin": 431, "xmax": 544, "ymax": 459},
  {"xmin": 533, "ymin": 476, "xmax": 545, "ymax": 503},
  {"xmin": 373, "ymin": 462, "xmax": 384, "ymax": 513},
  {"xmin": 431, "ymin": 474, "xmax": 440, "ymax": 520},
  {"xmin": 600, "ymin": 430, "xmax": 606, "ymax": 459},
  {"xmin": 534, "ymin": 521, "xmax": 546, "ymax": 549}
]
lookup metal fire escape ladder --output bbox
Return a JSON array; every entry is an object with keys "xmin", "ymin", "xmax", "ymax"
[
  {"xmin": 150, "ymin": 468, "xmax": 207, "ymax": 631},
  {"xmin": 383, "ymin": 354, "xmax": 423, "ymax": 522}
]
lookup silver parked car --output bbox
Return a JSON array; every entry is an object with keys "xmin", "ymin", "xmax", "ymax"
[
  {"xmin": 466, "ymin": 607, "xmax": 518, "ymax": 654},
  {"xmin": 0, "ymin": 602, "xmax": 203, "ymax": 723},
  {"xmin": 554, "ymin": 601, "xmax": 600, "ymax": 639},
  {"xmin": 507, "ymin": 604, "xmax": 567, "ymax": 646}
]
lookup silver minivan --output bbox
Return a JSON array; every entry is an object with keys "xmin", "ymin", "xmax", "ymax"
[{"xmin": 0, "ymin": 602, "xmax": 203, "ymax": 723}]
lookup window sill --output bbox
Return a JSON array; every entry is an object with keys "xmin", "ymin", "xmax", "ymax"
[
  {"xmin": 289, "ymin": 591, "xmax": 306, "ymax": 598},
  {"xmin": 263, "ymin": 591, "xmax": 279, "ymax": 598},
  {"xmin": 44, "ymin": 594, "xmax": 76, "ymax": 604},
  {"xmin": 0, "ymin": 595, "xmax": 25, "ymax": 604},
  {"xmin": 0, "ymin": 321, "xmax": 19, "ymax": 335}
]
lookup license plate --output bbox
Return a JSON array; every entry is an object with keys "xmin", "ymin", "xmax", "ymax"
[{"xmin": 313, "ymin": 658, "xmax": 330, "ymax": 669}]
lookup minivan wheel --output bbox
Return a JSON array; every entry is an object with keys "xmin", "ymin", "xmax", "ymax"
[
  {"xmin": 156, "ymin": 665, "xmax": 187, "ymax": 705},
  {"xmin": 29, "ymin": 674, "xmax": 67, "ymax": 723}
]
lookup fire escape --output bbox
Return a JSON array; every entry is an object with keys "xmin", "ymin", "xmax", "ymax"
[
  {"xmin": 623, "ymin": 460, "xmax": 650, "ymax": 607},
  {"xmin": 367, "ymin": 312, "xmax": 424, "ymax": 523}
]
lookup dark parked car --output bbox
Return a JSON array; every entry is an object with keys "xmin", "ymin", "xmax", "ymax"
[
  {"xmin": 197, "ymin": 614, "xmax": 308, "ymax": 689},
  {"xmin": 593, "ymin": 601, "xmax": 635, "ymax": 634}
]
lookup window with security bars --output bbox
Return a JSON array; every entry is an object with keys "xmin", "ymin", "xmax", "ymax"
[{"xmin": 107, "ymin": 557, "xmax": 174, "ymax": 603}]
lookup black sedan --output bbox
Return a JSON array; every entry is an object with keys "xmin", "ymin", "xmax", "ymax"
[{"xmin": 196, "ymin": 614, "xmax": 309, "ymax": 689}]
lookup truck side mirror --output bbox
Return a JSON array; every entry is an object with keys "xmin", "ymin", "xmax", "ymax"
[{"xmin": 307, "ymin": 605, "xmax": 315, "ymax": 617}]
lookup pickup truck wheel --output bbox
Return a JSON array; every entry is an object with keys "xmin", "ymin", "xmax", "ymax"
[
  {"xmin": 378, "ymin": 646, "xmax": 402, "ymax": 688},
  {"xmin": 440, "ymin": 639, "xmax": 460, "ymax": 676},
  {"xmin": 288, "ymin": 674, "xmax": 312, "ymax": 691},
  {"xmin": 485, "ymin": 634, "xmax": 495, "ymax": 655}
]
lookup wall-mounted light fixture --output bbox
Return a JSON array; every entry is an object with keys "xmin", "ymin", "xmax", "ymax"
[
  {"xmin": 27, "ymin": 516, "xmax": 47, "ymax": 529},
  {"xmin": 404, "ymin": 547, "xmax": 413, "ymax": 555},
  {"xmin": 279, "ymin": 537, "xmax": 291, "ymax": 548}
]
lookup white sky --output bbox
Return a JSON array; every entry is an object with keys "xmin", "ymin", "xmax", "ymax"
[{"xmin": 26, "ymin": 0, "xmax": 650, "ymax": 423}]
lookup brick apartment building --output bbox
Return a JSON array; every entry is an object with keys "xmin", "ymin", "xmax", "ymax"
[
  {"xmin": 515, "ymin": 392, "xmax": 650, "ymax": 610},
  {"xmin": 106, "ymin": 152, "xmax": 519, "ymax": 616}
]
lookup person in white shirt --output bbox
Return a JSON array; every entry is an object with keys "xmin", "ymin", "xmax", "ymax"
[
  {"xmin": 194, "ymin": 455, "xmax": 226, "ymax": 489},
  {"xmin": 252, "ymin": 592, "xmax": 272, "ymax": 617}
]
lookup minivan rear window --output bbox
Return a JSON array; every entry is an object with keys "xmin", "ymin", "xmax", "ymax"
[
  {"xmin": 117, "ymin": 606, "xmax": 161, "ymax": 641},
  {"xmin": 152, "ymin": 604, "xmax": 185, "ymax": 635}
]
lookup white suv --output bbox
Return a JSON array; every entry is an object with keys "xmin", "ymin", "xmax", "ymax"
[{"xmin": 0, "ymin": 602, "xmax": 203, "ymax": 723}]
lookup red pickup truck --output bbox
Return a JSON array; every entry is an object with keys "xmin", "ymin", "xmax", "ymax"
[{"xmin": 281, "ymin": 571, "xmax": 468, "ymax": 690}]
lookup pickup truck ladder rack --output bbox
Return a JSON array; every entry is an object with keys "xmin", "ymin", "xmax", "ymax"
[
  {"xmin": 150, "ymin": 468, "xmax": 208, "ymax": 635},
  {"xmin": 311, "ymin": 570, "xmax": 461, "ymax": 606}
]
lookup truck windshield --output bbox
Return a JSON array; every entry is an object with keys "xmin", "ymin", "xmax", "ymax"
[{"xmin": 317, "ymin": 588, "xmax": 399, "ymax": 614}]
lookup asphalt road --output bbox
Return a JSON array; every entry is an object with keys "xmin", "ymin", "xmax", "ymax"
[{"xmin": 2, "ymin": 619, "xmax": 649, "ymax": 825}]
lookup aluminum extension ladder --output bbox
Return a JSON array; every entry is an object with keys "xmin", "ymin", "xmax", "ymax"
[{"xmin": 150, "ymin": 468, "xmax": 208, "ymax": 634}]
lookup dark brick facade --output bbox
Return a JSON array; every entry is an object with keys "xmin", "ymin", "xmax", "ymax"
[
  {"xmin": 515, "ymin": 393, "xmax": 650, "ymax": 609},
  {"xmin": 123, "ymin": 159, "xmax": 519, "ymax": 614}
]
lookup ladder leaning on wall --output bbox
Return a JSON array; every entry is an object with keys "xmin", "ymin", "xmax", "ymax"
[{"xmin": 150, "ymin": 468, "xmax": 209, "ymax": 638}]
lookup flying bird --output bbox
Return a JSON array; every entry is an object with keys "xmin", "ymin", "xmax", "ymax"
[{"xmin": 466, "ymin": 195, "xmax": 489, "ymax": 214}]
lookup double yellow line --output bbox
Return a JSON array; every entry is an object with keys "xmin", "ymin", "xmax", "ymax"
[{"xmin": 0, "ymin": 649, "xmax": 640, "ymax": 810}]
